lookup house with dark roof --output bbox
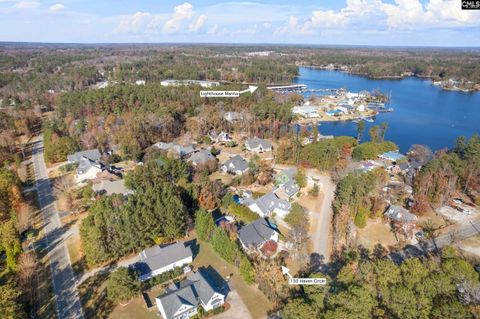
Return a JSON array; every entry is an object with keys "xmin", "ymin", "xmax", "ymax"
[
  {"xmin": 221, "ymin": 155, "xmax": 249, "ymax": 175},
  {"xmin": 67, "ymin": 149, "xmax": 101, "ymax": 164},
  {"xmin": 238, "ymin": 218, "xmax": 279, "ymax": 251},
  {"xmin": 155, "ymin": 270, "xmax": 226, "ymax": 319},
  {"xmin": 187, "ymin": 149, "xmax": 216, "ymax": 168},
  {"xmin": 245, "ymin": 137, "xmax": 272, "ymax": 153},
  {"xmin": 133, "ymin": 242, "xmax": 193, "ymax": 281},
  {"xmin": 243, "ymin": 192, "xmax": 291, "ymax": 218}
]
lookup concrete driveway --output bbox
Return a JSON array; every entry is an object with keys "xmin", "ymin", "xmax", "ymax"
[{"xmin": 215, "ymin": 289, "xmax": 253, "ymax": 319}]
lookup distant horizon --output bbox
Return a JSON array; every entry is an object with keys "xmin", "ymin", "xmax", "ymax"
[{"xmin": 1, "ymin": 41, "xmax": 480, "ymax": 50}]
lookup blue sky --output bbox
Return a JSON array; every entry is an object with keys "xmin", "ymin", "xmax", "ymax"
[{"xmin": 1, "ymin": 0, "xmax": 479, "ymax": 46}]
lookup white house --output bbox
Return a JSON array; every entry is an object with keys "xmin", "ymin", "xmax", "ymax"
[
  {"xmin": 76, "ymin": 157, "xmax": 103, "ymax": 183},
  {"xmin": 245, "ymin": 137, "xmax": 272, "ymax": 153},
  {"xmin": 221, "ymin": 155, "xmax": 249, "ymax": 175},
  {"xmin": 156, "ymin": 270, "xmax": 226, "ymax": 319},
  {"xmin": 160, "ymin": 79, "xmax": 220, "ymax": 88},
  {"xmin": 223, "ymin": 111, "xmax": 245, "ymax": 123},
  {"xmin": 292, "ymin": 105, "xmax": 320, "ymax": 118},
  {"xmin": 133, "ymin": 242, "xmax": 193, "ymax": 281},
  {"xmin": 243, "ymin": 192, "xmax": 291, "ymax": 218}
]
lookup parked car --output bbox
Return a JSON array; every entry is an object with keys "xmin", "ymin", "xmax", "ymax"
[{"xmin": 453, "ymin": 198, "xmax": 463, "ymax": 205}]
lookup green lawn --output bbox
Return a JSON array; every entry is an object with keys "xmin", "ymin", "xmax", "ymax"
[{"xmin": 192, "ymin": 241, "xmax": 273, "ymax": 319}]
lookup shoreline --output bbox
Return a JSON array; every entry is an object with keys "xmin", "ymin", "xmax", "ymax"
[
  {"xmin": 299, "ymin": 65, "xmax": 480, "ymax": 93},
  {"xmin": 295, "ymin": 110, "xmax": 379, "ymax": 124}
]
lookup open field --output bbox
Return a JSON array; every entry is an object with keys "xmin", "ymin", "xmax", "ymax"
[{"xmin": 357, "ymin": 218, "xmax": 397, "ymax": 250}]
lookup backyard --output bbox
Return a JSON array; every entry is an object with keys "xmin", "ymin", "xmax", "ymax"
[{"xmin": 192, "ymin": 241, "xmax": 273, "ymax": 319}]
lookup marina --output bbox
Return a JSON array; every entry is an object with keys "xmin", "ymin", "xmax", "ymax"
[{"xmin": 294, "ymin": 67, "xmax": 480, "ymax": 152}]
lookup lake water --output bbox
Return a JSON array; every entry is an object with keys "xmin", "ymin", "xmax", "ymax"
[{"xmin": 294, "ymin": 67, "xmax": 480, "ymax": 152}]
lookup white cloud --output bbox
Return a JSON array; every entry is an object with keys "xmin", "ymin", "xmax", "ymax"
[
  {"xmin": 116, "ymin": 11, "xmax": 153, "ymax": 34},
  {"xmin": 163, "ymin": 2, "xmax": 195, "ymax": 33},
  {"xmin": 189, "ymin": 14, "xmax": 206, "ymax": 32},
  {"xmin": 277, "ymin": 0, "xmax": 480, "ymax": 35},
  {"xmin": 115, "ymin": 2, "xmax": 207, "ymax": 35},
  {"xmin": 13, "ymin": 1, "xmax": 39, "ymax": 9},
  {"xmin": 49, "ymin": 3, "xmax": 65, "ymax": 12}
]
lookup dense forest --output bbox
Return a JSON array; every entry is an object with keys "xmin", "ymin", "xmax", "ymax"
[{"xmin": 281, "ymin": 245, "xmax": 480, "ymax": 319}]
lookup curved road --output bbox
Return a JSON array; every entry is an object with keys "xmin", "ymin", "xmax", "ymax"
[{"xmin": 32, "ymin": 136, "xmax": 84, "ymax": 319}]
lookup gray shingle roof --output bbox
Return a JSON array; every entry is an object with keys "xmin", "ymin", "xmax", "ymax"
[
  {"xmin": 244, "ymin": 192, "xmax": 291, "ymax": 216},
  {"xmin": 157, "ymin": 270, "xmax": 222, "ymax": 319},
  {"xmin": 283, "ymin": 180, "xmax": 300, "ymax": 197},
  {"xmin": 238, "ymin": 218, "xmax": 277, "ymax": 248},
  {"xmin": 134, "ymin": 242, "xmax": 192, "ymax": 278},
  {"xmin": 384, "ymin": 205, "xmax": 418, "ymax": 223},
  {"xmin": 188, "ymin": 149, "xmax": 216, "ymax": 166},
  {"xmin": 223, "ymin": 155, "xmax": 249, "ymax": 172},
  {"xmin": 67, "ymin": 149, "xmax": 101, "ymax": 163},
  {"xmin": 245, "ymin": 137, "xmax": 272, "ymax": 150},
  {"xmin": 77, "ymin": 157, "xmax": 102, "ymax": 174}
]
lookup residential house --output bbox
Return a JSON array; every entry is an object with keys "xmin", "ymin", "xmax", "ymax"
[
  {"xmin": 135, "ymin": 80, "xmax": 146, "ymax": 85},
  {"xmin": 209, "ymin": 131, "xmax": 233, "ymax": 144},
  {"xmin": 245, "ymin": 137, "xmax": 272, "ymax": 153},
  {"xmin": 238, "ymin": 218, "xmax": 279, "ymax": 251},
  {"xmin": 292, "ymin": 105, "xmax": 320, "ymax": 118},
  {"xmin": 221, "ymin": 155, "xmax": 249, "ymax": 175},
  {"xmin": 243, "ymin": 192, "xmax": 291, "ymax": 218},
  {"xmin": 133, "ymin": 242, "xmax": 193, "ymax": 282},
  {"xmin": 92, "ymin": 179, "xmax": 133, "ymax": 196},
  {"xmin": 76, "ymin": 157, "xmax": 103, "ymax": 183},
  {"xmin": 223, "ymin": 111, "xmax": 244, "ymax": 123},
  {"xmin": 379, "ymin": 151, "xmax": 406, "ymax": 162},
  {"xmin": 160, "ymin": 79, "xmax": 220, "ymax": 88},
  {"xmin": 187, "ymin": 149, "xmax": 217, "ymax": 168},
  {"xmin": 67, "ymin": 149, "xmax": 101, "ymax": 164},
  {"xmin": 275, "ymin": 180, "xmax": 300, "ymax": 201},
  {"xmin": 384, "ymin": 205, "xmax": 418, "ymax": 238},
  {"xmin": 274, "ymin": 168, "xmax": 300, "ymax": 200},
  {"xmin": 153, "ymin": 142, "xmax": 196, "ymax": 159},
  {"xmin": 155, "ymin": 270, "xmax": 226, "ymax": 319}
]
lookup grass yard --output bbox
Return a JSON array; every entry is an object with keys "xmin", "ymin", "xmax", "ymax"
[
  {"xmin": 109, "ymin": 296, "xmax": 159, "ymax": 319},
  {"xmin": 357, "ymin": 218, "xmax": 398, "ymax": 251},
  {"xmin": 66, "ymin": 233, "xmax": 86, "ymax": 275},
  {"xmin": 192, "ymin": 241, "xmax": 273, "ymax": 319},
  {"xmin": 78, "ymin": 272, "xmax": 115, "ymax": 319}
]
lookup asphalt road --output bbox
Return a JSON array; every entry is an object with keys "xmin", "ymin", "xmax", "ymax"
[
  {"xmin": 32, "ymin": 136, "xmax": 85, "ymax": 319},
  {"xmin": 274, "ymin": 164, "xmax": 335, "ymax": 262},
  {"xmin": 391, "ymin": 219, "xmax": 480, "ymax": 263}
]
